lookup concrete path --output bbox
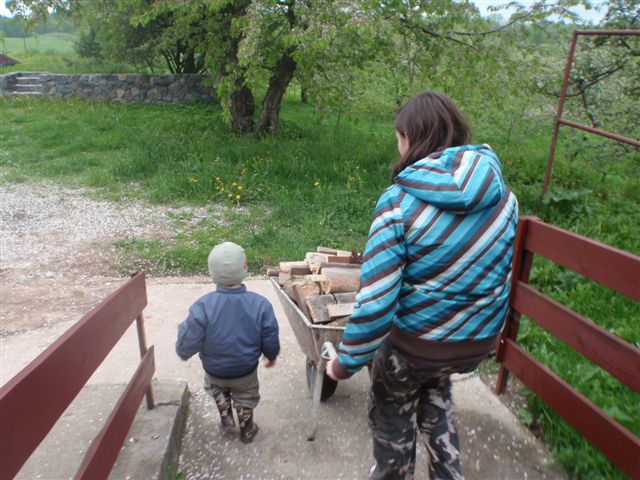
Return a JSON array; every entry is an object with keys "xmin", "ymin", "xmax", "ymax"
[{"xmin": 1, "ymin": 277, "xmax": 567, "ymax": 479}]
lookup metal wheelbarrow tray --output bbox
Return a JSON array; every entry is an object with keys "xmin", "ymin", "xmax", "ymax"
[{"xmin": 270, "ymin": 277, "xmax": 344, "ymax": 440}]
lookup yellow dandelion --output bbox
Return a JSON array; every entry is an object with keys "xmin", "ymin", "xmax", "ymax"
[
  {"xmin": 314, "ymin": 181, "xmax": 321, "ymax": 187},
  {"xmin": 232, "ymin": 182, "xmax": 237, "ymax": 186},
  {"xmin": 236, "ymin": 195, "xmax": 241, "ymax": 200},
  {"xmin": 237, "ymin": 185, "xmax": 243, "ymax": 191},
  {"xmin": 228, "ymin": 193, "xmax": 233, "ymax": 199},
  {"xmin": 220, "ymin": 187, "xmax": 225, "ymax": 192}
]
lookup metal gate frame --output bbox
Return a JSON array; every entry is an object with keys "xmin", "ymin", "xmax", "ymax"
[{"xmin": 542, "ymin": 29, "xmax": 640, "ymax": 195}]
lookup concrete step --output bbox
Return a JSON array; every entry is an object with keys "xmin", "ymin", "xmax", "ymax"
[{"xmin": 15, "ymin": 380, "xmax": 189, "ymax": 480}]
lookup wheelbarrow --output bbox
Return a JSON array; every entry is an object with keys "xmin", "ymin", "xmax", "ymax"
[{"xmin": 270, "ymin": 277, "xmax": 343, "ymax": 441}]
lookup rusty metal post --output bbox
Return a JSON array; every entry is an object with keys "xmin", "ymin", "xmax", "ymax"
[
  {"xmin": 542, "ymin": 31, "xmax": 578, "ymax": 196},
  {"xmin": 542, "ymin": 30, "xmax": 640, "ymax": 196}
]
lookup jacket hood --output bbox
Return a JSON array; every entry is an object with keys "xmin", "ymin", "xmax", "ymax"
[{"xmin": 394, "ymin": 144, "xmax": 507, "ymax": 213}]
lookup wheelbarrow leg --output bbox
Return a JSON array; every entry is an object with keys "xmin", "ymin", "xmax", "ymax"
[{"xmin": 307, "ymin": 356, "xmax": 327, "ymax": 441}]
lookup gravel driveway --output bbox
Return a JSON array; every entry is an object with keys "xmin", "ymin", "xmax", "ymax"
[{"xmin": 0, "ymin": 181, "xmax": 214, "ymax": 334}]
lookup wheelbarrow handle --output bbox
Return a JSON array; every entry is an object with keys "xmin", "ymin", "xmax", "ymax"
[{"xmin": 321, "ymin": 341, "xmax": 337, "ymax": 360}]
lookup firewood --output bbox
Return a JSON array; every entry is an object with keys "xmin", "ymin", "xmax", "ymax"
[
  {"xmin": 279, "ymin": 260, "xmax": 308, "ymax": 273},
  {"xmin": 305, "ymin": 295, "xmax": 337, "ymax": 324},
  {"xmin": 317, "ymin": 246, "xmax": 338, "ymax": 255},
  {"xmin": 289, "ymin": 264, "xmax": 312, "ymax": 276},
  {"xmin": 319, "ymin": 262, "xmax": 361, "ymax": 271},
  {"xmin": 278, "ymin": 271, "xmax": 291, "ymax": 286},
  {"xmin": 305, "ymin": 252, "xmax": 330, "ymax": 273},
  {"xmin": 326, "ymin": 255, "xmax": 352, "ymax": 264},
  {"xmin": 334, "ymin": 292, "xmax": 357, "ymax": 304},
  {"xmin": 266, "ymin": 267, "xmax": 280, "ymax": 277},
  {"xmin": 321, "ymin": 267, "xmax": 361, "ymax": 293},
  {"xmin": 291, "ymin": 283, "xmax": 312, "ymax": 320},
  {"xmin": 327, "ymin": 303, "xmax": 355, "ymax": 319}
]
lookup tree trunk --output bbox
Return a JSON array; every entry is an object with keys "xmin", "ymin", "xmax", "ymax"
[
  {"xmin": 219, "ymin": 0, "xmax": 254, "ymax": 134},
  {"xmin": 255, "ymin": 49, "xmax": 297, "ymax": 136},
  {"xmin": 230, "ymin": 85, "xmax": 255, "ymax": 134}
]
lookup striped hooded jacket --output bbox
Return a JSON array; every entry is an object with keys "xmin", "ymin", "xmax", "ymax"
[{"xmin": 335, "ymin": 144, "xmax": 518, "ymax": 376}]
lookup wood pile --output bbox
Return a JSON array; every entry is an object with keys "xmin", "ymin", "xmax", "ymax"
[{"xmin": 267, "ymin": 247, "xmax": 363, "ymax": 326}]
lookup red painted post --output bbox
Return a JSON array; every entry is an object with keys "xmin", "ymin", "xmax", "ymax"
[{"xmin": 495, "ymin": 217, "xmax": 534, "ymax": 394}]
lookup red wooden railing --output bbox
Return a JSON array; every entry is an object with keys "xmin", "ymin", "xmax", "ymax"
[
  {"xmin": 0, "ymin": 272, "xmax": 155, "ymax": 479},
  {"xmin": 495, "ymin": 217, "xmax": 640, "ymax": 478}
]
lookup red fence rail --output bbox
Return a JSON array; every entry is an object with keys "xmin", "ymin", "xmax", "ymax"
[
  {"xmin": 542, "ymin": 29, "xmax": 640, "ymax": 195},
  {"xmin": 0, "ymin": 272, "xmax": 154, "ymax": 479},
  {"xmin": 495, "ymin": 217, "xmax": 640, "ymax": 477}
]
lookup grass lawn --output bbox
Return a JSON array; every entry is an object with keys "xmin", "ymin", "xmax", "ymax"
[
  {"xmin": 1, "ymin": 33, "xmax": 135, "ymax": 73},
  {"xmin": 0, "ymin": 95, "xmax": 638, "ymax": 479}
]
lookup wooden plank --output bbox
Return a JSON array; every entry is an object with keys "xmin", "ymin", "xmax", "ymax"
[
  {"xmin": 327, "ymin": 303, "xmax": 355, "ymax": 319},
  {"xmin": 513, "ymin": 282, "xmax": 640, "ymax": 393},
  {"xmin": 501, "ymin": 339, "xmax": 640, "ymax": 477},
  {"xmin": 0, "ymin": 273, "xmax": 147, "ymax": 480},
  {"xmin": 75, "ymin": 348, "xmax": 155, "ymax": 480},
  {"xmin": 266, "ymin": 267, "xmax": 280, "ymax": 277},
  {"xmin": 306, "ymin": 295, "xmax": 337, "ymax": 324},
  {"xmin": 524, "ymin": 218, "xmax": 640, "ymax": 301}
]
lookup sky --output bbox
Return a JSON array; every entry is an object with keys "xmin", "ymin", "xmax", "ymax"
[{"xmin": 1, "ymin": 0, "xmax": 607, "ymax": 23}]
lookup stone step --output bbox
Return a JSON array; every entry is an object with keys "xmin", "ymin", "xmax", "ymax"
[
  {"xmin": 13, "ymin": 85, "xmax": 43, "ymax": 93},
  {"xmin": 16, "ymin": 77, "xmax": 44, "ymax": 82},
  {"xmin": 11, "ymin": 91, "xmax": 43, "ymax": 96}
]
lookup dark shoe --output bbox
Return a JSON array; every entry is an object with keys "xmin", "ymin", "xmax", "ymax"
[{"xmin": 236, "ymin": 407, "xmax": 259, "ymax": 443}]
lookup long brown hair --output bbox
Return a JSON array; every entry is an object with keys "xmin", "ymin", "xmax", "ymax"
[{"xmin": 392, "ymin": 91, "xmax": 470, "ymax": 179}]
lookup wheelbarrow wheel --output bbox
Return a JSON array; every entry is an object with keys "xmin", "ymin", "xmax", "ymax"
[{"xmin": 305, "ymin": 358, "xmax": 338, "ymax": 401}]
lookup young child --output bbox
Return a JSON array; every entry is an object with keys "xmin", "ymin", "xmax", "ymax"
[{"xmin": 176, "ymin": 241, "xmax": 280, "ymax": 443}]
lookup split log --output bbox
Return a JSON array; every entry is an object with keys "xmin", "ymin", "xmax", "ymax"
[
  {"xmin": 278, "ymin": 271, "xmax": 291, "ymax": 286},
  {"xmin": 305, "ymin": 252, "xmax": 330, "ymax": 273},
  {"xmin": 279, "ymin": 261, "xmax": 308, "ymax": 273},
  {"xmin": 266, "ymin": 267, "xmax": 280, "ymax": 277},
  {"xmin": 327, "ymin": 303, "xmax": 355, "ymax": 319},
  {"xmin": 305, "ymin": 295, "xmax": 337, "ymax": 324},
  {"xmin": 319, "ymin": 262, "xmax": 360, "ymax": 271},
  {"xmin": 320, "ymin": 267, "xmax": 361, "ymax": 293},
  {"xmin": 291, "ymin": 283, "xmax": 312, "ymax": 320},
  {"xmin": 289, "ymin": 264, "xmax": 312, "ymax": 276},
  {"xmin": 334, "ymin": 292, "xmax": 357, "ymax": 304},
  {"xmin": 317, "ymin": 246, "xmax": 338, "ymax": 255}
]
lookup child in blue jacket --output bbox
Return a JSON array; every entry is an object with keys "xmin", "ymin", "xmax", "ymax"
[{"xmin": 176, "ymin": 241, "xmax": 280, "ymax": 443}]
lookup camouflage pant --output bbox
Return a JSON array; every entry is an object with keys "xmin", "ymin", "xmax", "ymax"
[{"xmin": 368, "ymin": 340, "xmax": 475, "ymax": 480}]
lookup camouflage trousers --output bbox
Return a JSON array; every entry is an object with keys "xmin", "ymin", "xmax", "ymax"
[{"xmin": 368, "ymin": 340, "xmax": 475, "ymax": 480}]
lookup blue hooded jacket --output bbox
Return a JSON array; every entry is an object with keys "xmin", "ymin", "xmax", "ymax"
[
  {"xmin": 176, "ymin": 285, "xmax": 280, "ymax": 378},
  {"xmin": 337, "ymin": 145, "xmax": 518, "ymax": 374}
]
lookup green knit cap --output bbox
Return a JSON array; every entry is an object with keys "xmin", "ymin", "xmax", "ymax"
[{"xmin": 207, "ymin": 242, "xmax": 248, "ymax": 285}]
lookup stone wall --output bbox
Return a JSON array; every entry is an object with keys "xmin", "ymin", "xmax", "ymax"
[{"xmin": 0, "ymin": 72, "xmax": 214, "ymax": 103}]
